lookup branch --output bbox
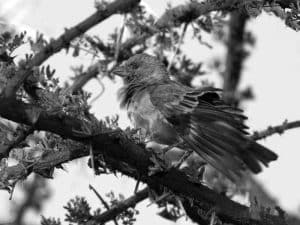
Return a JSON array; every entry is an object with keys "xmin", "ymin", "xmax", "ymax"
[
  {"xmin": 154, "ymin": 0, "xmax": 287, "ymax": 29},
  {"xmin": 2, "ymin": 0, "xmax": 140, "ymax": 98},
  {"xmin": 67, "ymin": 0, "xmax": 239, "ymax": 91},
  {"xmin": 87, "ymin": 187, "xmax": 148, "ymax": 225},
  {"xmin": 251, "ymin": 120, "xmax": 300, "ymax": 141},
  {"xmin": 89, "ymin": 184, "xmax": 119, "ymax": 225},
  {"xmin": 70, "ymin": 0, "xmax": 295, "ymax": 92},
  {"xmin": 89, "ymin": 184, "xmax": 111, "ymax": 210},
  {"xmin": 167, "ymin": 23, "xmax": 189, "ymax": 71},
  {"xmin": 223, "ymin": 11, "xmax": 249, "ymax": 105},
  {"xmin": 0, "ymin": 98, "xmax": 287, "ymax": 225},
  {"xmin": 68, "ymin": 65, "xmax": 99, "ymax": 94}
]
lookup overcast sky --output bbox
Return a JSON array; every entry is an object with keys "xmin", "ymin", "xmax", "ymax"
[{"xmin": 0, "ymin": 0, "xmax": 300, "ymax": 224}]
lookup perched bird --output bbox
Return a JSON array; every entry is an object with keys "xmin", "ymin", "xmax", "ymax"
[{"xmin": 113, "ymin": 53, "xmax": 277, "ymax": 181}]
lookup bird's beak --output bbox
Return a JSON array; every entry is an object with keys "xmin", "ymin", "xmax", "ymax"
[{"xmin": 111, "ymin": 65, "xmax": 128, "ymax": 78}]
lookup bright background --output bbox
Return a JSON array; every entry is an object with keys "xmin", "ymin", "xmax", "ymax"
[{"xmin": 0, "ymin": 0, "xmax": 300, "ymax": 224}]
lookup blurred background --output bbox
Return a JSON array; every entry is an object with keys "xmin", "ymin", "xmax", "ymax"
[{"xmin": 0, "ymin": 0, "xmax": 300, "ymax": 224}]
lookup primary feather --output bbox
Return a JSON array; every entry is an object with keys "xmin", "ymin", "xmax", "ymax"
[{"xmin": 115, "ymin": 53, "xmax": 278, "ymax": 181}]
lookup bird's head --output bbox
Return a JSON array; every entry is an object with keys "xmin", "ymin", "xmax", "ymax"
[{"xmin": 112, "ymin": 53, "xmax": 169, "ymax": 84}]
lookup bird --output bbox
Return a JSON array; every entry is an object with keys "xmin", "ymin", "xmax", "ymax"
[{"xmin": 112, "ymin": 53, "xmax": 278, "ymax": 181}]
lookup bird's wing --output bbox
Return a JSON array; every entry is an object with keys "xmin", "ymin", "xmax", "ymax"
[{"xmin": 150, "ymin": 82, "xmax": 277, "ymax": 181}]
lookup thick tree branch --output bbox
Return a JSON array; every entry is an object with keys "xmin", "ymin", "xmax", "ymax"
[
  {"xmin": 0, "ymin": 98, "xmax": 289, "ymax": 225},
  {"xmin": 155, "ymin": 0, "xmax": 293, "ymax": 29},
  {"xmin": 2, "ymin": 0, "xmax": 140, "ymax": 98}
]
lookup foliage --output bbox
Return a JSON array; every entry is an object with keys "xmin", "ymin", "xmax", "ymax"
[
  {"xmin": 0, "ymin": 0, "xmax": 300, "ymax": 225},
  {"xmin": 60, "ymin": 191, "xmax": 139, "ymax": 225},
  {"xmin": 41, "ymin": 216, "xmax": 62, "ymax": 225}
]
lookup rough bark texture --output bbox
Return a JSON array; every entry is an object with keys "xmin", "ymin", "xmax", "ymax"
[{"xmin": 0, "ymin": 98, "xmax": 288, "ymax": 225}]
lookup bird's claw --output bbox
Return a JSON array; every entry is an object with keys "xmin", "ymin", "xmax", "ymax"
[
  {"xmin": 148, "ymin": 148, "xmax": 168, "ymax": 176},
  {"xmin": 172, "ymin": 150, "xmax": 193, "ymax": 169},
  {"xmin": 161, "ymin": 141, "xmax": 184, "ymax": 154}
]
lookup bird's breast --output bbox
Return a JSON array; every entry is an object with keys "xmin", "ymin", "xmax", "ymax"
[{"xmin": 127, "ymin": 90, "xmax": 178, "ymax": 145}]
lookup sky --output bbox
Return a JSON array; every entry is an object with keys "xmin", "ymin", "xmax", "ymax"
[{"xmin": 0, "ymin": 0, "xmax": 300, "ymax": 224}]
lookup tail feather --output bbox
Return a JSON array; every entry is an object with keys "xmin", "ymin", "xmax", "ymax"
[
  {"xmin": 247, "ymin": 141, "xmax": 278, "ymax": 166},
  {"xmin": 202, "ymin": 123, "xmax": 268, "ymax": 173},
  {"xmin": 183, "ymin": 135, "xmax": 242, "ymax": 181},
  {"xmin": 159, "ymin": 86, "xmax": 278, "ymax": 181},
  {"xmin": 183, "ymin": 116, "xmax": 277, "ymax": 180}
]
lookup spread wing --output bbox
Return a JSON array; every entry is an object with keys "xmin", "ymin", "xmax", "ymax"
[{"xmin": 150, "ymin": 82, "xmax": 277, "ymax": 180}]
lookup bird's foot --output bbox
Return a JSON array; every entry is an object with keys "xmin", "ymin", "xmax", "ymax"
[
  {"xmin": 185, "ymin": 165, "xmax": 206, "ymax": 184},
  {"xmin": 147, "ymin": 141, "xmax": 189, "ymax": 176},
  {"xmin": 148, "ymin": 148, "xmax": 168, "ymax": 176},
  {"xmin": 172, "ymin": 150, "xmax": 193, "ymax": 169},
  {"xmin": 161, "ymin": 141, "xmax": 184, "ymax": 154}
]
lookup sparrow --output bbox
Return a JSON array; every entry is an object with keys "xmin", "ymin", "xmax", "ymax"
[{"xmin": 112, "ymin": 53, "xmax": 277, "ymax": 181}]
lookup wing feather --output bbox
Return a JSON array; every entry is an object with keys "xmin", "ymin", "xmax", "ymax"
[{"xmin": 150, "ymin": 83, "xmax": 277, "ymax": 180}]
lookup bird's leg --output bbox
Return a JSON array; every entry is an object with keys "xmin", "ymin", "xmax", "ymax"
[
  {"xmin": 173, "ymin": 150, "xmax": 193, "ymax": 169},
  {"xmin": 89, "ymin": 143, "xmax": 96, "ymax": 175},
  {"xmin": 148, "ymin": 148, "xmax": 168, "ymax": 176},
  {"xmin": 135, "ymin": 128, "xmax": 143, "ymax": 143},
  {"xmin": 148, "ymin": 141, "xmax": 191, "ymax": 175},
  {"xmin": 147, "ymin": 192, "xmax": 171, "ymax": 207},
  {"xmin": 162, "ymin": 140, "xmax": 184, "ymax": 154},
  {"xmin": 133, "ymin": 127, "xmax": 148, "ymax": 144}
]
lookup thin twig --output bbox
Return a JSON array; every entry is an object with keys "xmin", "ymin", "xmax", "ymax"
[
  {"xmin": 89, "ymin": 76, "xmax": 105, "ymax": 105},
  {"xmin": 147, "ymin": 192, "xmax": 171, "ymax": 207},
  {"xmin": 167, "ymin": 23, "xmax": 189, "ymax": 71},
  {"xmin": 114, "ymin": 14, "xmax": 127, "ymax": 63},
  {"xmin": 87, "ymin": 187, "xmax": 149, "ymax": 225},
  {"xmin": 89, "ymin": 184, "xmax": 119, "ymax": 225},
  {"xmin": 68, "ymin": 65, "xmax": 99, "ymax": 94},
  {"xmin": 251, "ymin": 120, "xmax": 300, "ymax": 141},
  {"xmin": 89, "ymin": 184, "xmax": 110, "ymax": 210},
  {"xmin": 89, "ymin": 144, "xmax": 96, "ymax": 175},
  {"xmin": 85, "ymin": 34, "xmax": 111, "ymax": 53},
  {"xmin": 134, "ymin": 179, "xmax": 140, "ymax": 194},
  {"xmin": 70, "ymin": 43, "xmax": 101, "ymax": 58}
]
